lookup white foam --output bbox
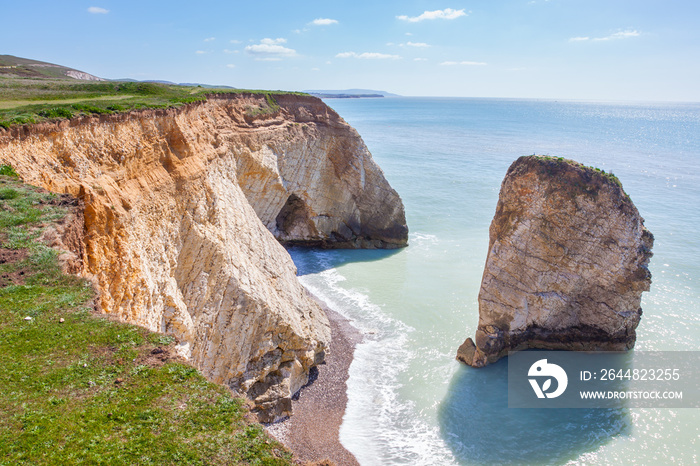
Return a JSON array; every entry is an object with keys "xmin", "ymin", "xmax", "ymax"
[
  {"xmin": 294, "ymin": 250, "xmax": 458, "ymax": 465},
  {"xmin": 342, "ymin": 341, "xmax": 459, "ymax": 465},
  {"xmin": 410, "ymin": 232, "xmax": 439, "ymax": 246}
]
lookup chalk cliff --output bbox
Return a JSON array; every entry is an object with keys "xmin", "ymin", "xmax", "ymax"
[
  {"xmin": 457, "ymin": 156, "xmax": 653, "ymax": 367},
  {"xmin": 0, "ymin": 93, "xmax": 407, "ymax": 420}
]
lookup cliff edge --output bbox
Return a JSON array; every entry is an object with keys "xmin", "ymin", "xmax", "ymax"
[
  {"xmin": 0, "ymin": 93, "xmax": 408, "ymax": 420},
  {"xmin": 457, "ymin": 156, "xmax": 653, "ymax": 367}
]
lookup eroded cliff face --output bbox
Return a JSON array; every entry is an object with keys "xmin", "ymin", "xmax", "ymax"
[
  {"xmin": 457, "ymin": 155, "xmax": 653, "ymax": 367},
  {"xmin": 0, "ymin": 94, "xmax": 407, "ymax": 420},
  {"xmin": 219, "ymin": 94, "xmax": 407, "ymax": 249}
]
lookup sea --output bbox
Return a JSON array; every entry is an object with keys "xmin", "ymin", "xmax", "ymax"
[{"xmin": 288, "ymin": 97, "xmax": 700, "ymax": 465}]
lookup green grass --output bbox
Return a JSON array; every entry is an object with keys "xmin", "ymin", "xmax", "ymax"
[
  {"xmin": 245, "ymin": 94, "xmax": 281, "ymax": 118},
  {"xmin": 0, "ymin": 78, "xmax": 308, "ymax": 129},
  {"xmin": 0, "ymin": 165, "xmax": 19, "ymax": 178},
  {"xmin": 0, "ymin": 173, "xmax": 293, "ymax": 465},
  {"xmin": 535, "ymin": 155, "xmax": 626, "ymax": 187}
]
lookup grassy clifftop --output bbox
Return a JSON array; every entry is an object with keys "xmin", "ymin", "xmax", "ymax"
[
  {"xmin": 0, "ymin": 77, "xmax": 306, "ymax": 129},
  {"xmin": 0, "ymin": 166, "xmax": 292, "ymax": 465}
]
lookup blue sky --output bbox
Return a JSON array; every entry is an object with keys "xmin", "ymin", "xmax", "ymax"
[{"xmin": 3, "ymin": 0, "xmax": 699, "ymax": 101}]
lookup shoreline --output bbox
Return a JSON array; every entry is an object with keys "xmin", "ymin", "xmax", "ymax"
[{"xmin": 265, "ymin": 303, "xmax": 362, "ymax": 466}]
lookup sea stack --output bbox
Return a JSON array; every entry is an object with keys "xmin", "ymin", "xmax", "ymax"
[{"xmin": 457, "ymin": 155, "xmax": 654, "ymax": 367}]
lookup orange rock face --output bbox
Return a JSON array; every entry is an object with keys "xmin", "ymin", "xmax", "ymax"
[{"xmin": 0, "ymin": 94, "xmax": 407, "ymax": 421}]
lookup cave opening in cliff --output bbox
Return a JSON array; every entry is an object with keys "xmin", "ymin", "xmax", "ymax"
[{"xmin": 275, "ymin": 193, "xmax": 317, "ymax": 241}]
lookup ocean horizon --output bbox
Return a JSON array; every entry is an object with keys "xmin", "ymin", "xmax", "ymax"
[
  {"xmin": 325, "ymin": 93, "xmax": 700, "ymax": 106},
  {"xmin": 290, "ymin": 96, "xmax": 700, "ymax": 465}
]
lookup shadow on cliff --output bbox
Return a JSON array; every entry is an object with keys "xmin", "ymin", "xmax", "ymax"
[
  {"xmin": 287, "ymin": 247, "xmax": 403, "ymax": 276},
  {"xmin": 438, "ymin": 358, "xmax": 632, "ymax": 465}
]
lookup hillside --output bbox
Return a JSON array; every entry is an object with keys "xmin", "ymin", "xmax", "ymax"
[{"xmin": 0, "ymin": 55, "xmax": 103, "ymax": 81}]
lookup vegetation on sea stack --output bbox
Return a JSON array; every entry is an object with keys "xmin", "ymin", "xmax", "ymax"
[{"xmin": 533, "ymin": 154, "xmax": 629, "ymax": 201}]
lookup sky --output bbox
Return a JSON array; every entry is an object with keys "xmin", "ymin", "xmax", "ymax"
[{"xmin": 3, "ymin": 0, "xmax": 700, "ymax": 101}]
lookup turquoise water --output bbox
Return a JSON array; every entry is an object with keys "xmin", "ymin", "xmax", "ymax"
[{"xmin": 289, "ymin": 98, "xmax": 700, "ymax": 465}]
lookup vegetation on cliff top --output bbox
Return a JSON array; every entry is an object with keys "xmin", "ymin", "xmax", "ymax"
[
  {"xmin": 0, "ymin": 167, "xmax": 292, "ymax": 465},
  {"xmin": 0, "ymin": 77, "xmax": 306, "ymax": 129}
]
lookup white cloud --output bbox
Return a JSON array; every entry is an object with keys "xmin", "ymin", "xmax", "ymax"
[
  {"xmin": 226, "ymin": 64, "xmax": 236, "ymax": 68},
  {"xmin": 311, "ymin": 18, "xmax": 338, "ymax": 26},
  {"xmin": 204, "ymin": 37, "xmax": 215, "ymax": 42},
  {"xmin": 572, "ymin": 30, "xmax": 641, "ymax": 42},
  {"xmin": 195, "ymin": 50, "xmax": 209, "ymax": 55},
  {"xmin": 87, "ymin": 6, "xmax": 109, "ymax": 14},
  {"xmin": 311, "ymin": 67, "xmax": 320, "ymax": 71},
  {"xmin": 223, "ymin": 49, "xmax": 239, "ymax": 54},
  {"xmin": 393, "ymin": 41, "xmax": 430, "ymax": 48},
  {"xmin": 230, "ymin": 39, "xmax": 242, "ymax": 44},
  {"xmin": 405, "ymin": 32, "xmax": 413, "ymax": 36},
  {"xmin": 245, "ymin": 38, "xmax": 296, "ymax": 58},
  {"xmin": 440, "ymin": 60, "xmax": 487, "ymax": 66},
  {"xmin": 414, "ymin": 58, "xmax": 428, "ymax": 61},
  {"xmin": 397, "ymin": 8, "xmax": 466, "ymax": 23},
  {"xmin": 336, "ymin": 52, "xmax": 401, "ymax": 60},
  {"xmin": 261, "ymin": 38, "xmax": 287, "ymax": 45},
  {"xmin": 593, "ymin": 30, "xmax": 640, "ymax": 41}
]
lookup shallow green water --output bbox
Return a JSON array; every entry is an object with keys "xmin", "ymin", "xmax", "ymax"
[{"xmin": 290, "ymin": 98, "xmax": 700, "ymax": 465}]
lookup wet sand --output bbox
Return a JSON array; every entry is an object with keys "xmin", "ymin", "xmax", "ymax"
[{"xmin": 266, "ymin": 305, "xmax": 362, "ymax": 466}]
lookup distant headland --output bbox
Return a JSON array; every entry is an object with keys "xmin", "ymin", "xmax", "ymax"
[{"xmin": 304, "ymin": 89, "xmax": 400, "ymax": 99}]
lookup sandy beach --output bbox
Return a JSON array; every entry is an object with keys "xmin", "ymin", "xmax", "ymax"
[{"xmin": 266, "ymin": 305, "xmax": 362, "ymax": 466}]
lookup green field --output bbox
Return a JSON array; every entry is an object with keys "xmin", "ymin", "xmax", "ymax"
[
  {"xmin": 0, "ymin": 77, "xmax": 307, "ymax": 129},
  {"xmin": 0, "ymin": 55, "xmax": 307, "ymax": 129},
  {"xmin": 0, "ymin": 167, "xmax": 293, "ymax": 465}
]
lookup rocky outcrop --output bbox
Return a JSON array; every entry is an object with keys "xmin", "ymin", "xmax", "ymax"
[
  {"xmin": 225, "ymin": 94, "xmax": 407, "ymax": 249},
  {"xmin": 0, "ymin": 93, "xmax": 407, "ymax": 420},
  {"xmin": 457, "ymin": 155, "xmax": 653, "ymax": 367},
  {"xmin": 64, "ymin": 70, "xmax": 105, "ymax": 81},
  {"xmin": 39, "ymin": 194, "xmax": 86, "ymax": 275}
]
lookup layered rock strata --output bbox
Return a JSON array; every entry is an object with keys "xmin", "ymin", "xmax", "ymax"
[
  {"xmin": 457, "ymin": 155, "xmax": 653, "ymax": 367},
  {"xmin": 0, "ymin": 94, "xmax": 407, "ymax": 420}
]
